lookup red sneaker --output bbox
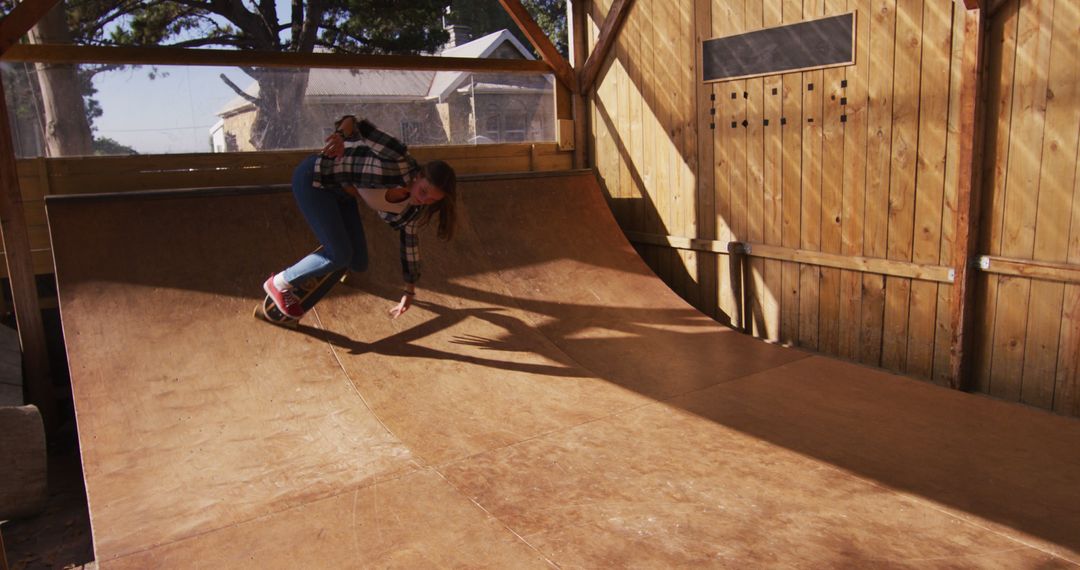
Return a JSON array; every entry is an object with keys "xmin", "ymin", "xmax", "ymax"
[{"xmin": 263, "ymin": 274, "xmax": 304, "ymax": 319}]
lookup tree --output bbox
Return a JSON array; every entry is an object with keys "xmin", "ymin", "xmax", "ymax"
[
  {"xmin": 27, "ymin": 2, "xmax": 94, "ymax": 157},
  {"xmin": 448, "ymin": 0, "xmax": 566, "ymax": 57},
  {"xmin": 16, "ymin": 1, "xmax": 453, "ymax": 150}
]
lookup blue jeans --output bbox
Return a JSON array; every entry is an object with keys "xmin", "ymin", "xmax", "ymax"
[{"xmin": 282, "ymin": 155, "xmax": 369, "ymax": 285}]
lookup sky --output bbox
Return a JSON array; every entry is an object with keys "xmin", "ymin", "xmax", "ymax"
[{"xmin": 92, "ymin": 64, "xmax": 239, "ymax": 154}]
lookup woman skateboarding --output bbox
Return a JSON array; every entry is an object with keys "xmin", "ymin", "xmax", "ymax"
[{"xmin": 262, "ymin": 114, "xmax": 457, "ymax": 322}]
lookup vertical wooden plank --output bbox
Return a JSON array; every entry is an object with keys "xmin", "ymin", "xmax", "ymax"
[
  {"xmin": 658, "ymin": 0, "xmax": 679, "ymax": 298},
  {"xmin": 906, "ymin": 0, "xmax": 952, "ymax": 379},
  {"xmin": 1023, "ymin": 0, "xmax": 1078, "ymax": 409},
  {"xmin": 669, "ymin": 0, "xmax": 687, "ymax": 298},
  {"xmin": 880, "ymin": 0, "xmax": 922, "ymax": 372},
  {"xmin": 695, "ymin": 0, "xmax": 718, "ymax": 319},
  {"xmin": 614, "ymin": 18, "xmax": 631, "ymax": 231},
  {"xmin": 799, "ymin": 0, "xmax": 824, "ymax": 350},
  {"xmin": 840, "ymin": 0, "xmax": 872, "ymax": 360},
  {"xmin": 989, "ymin": 0, "xmax": 1053, "ymax": 401},
  {"xmin": 714, "ymin": 0, "xmax": 737, "ymax": 322},
  {"xmin": 654, "ymin": 0, "xmax": 674, "ymax": 290},
  {"xmin": 639, "ymin": 0, "xmax": 660, "ymax": 275},
  {"xmin": 1055, "ymin": 123, "xmax": 1080, "ymax": 416},
  {"xmin": 729, "ymin": 0, "xmax": 750, "ymax": 329},
  {"xmin": 676, "ymin": 0, "xmax": 700, "ymax": 312},
  {"xmin": 817, "ymin": 0, "xmax": 848, "ymax": 355},
  {"xmin": 762, "ymin": 0, "xmax": 785, "ymax": 342},
  {"xmin": 861, "ymin": 0, "xmax": 897, "ymax": 366},
  {"xmin": 0, "ymin": 74, "xmax": 55, "ymax": 429},
  {"xmin": 780, "ymin": 0, "xmax": 804, "ymax": 344},
  {"xmin": 934, "ymin": 4, "xmax": 967, "ymax": 384},
  {"xmin": 972, "ymin": 0, "xmax": 1019, "ymax": 393},
  {"xmin": 745, "ymin": 0, "xmax": 767, "ymax": 336},
  {"xmin": 626, "ymin": 1, "xmax": 646, "ymax": 236},
  {"xmin": 730, "ymin": 2, "xmax": 749, "ymax": 247},
  {"xmin": 1058, "ymin": 281, "xmax": 1080, "ymax": 416}
]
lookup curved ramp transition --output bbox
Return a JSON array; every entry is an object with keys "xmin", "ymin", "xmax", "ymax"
[{"xmin": 47, "ymin": 171, "xmax": 1080, "ymax": 567}]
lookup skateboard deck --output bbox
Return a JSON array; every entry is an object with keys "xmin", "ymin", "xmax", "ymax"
[{"xmin": 255, "ymin": 267, "xmax": 348, "ymax": 328}]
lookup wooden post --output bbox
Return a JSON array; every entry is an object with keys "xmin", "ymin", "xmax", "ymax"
[
  {"xmin": 0, "ymin": 78, "xmax": 55, "ymax": 429},
  {"xmin": 568, "ymin": 0, "xmax": 589, "ymax": 169},
  {"xmin": 948, "ymin": 8, "xmax": 987, "ymax": 390}
]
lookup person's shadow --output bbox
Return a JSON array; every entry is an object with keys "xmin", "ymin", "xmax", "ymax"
[{"xmin": 290, "ymin": 297, "xmax": 589, "ymax": 379}]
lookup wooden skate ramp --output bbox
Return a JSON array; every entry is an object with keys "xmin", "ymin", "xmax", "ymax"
[{"xmin": 48, "ymin": 172, "xmax": 1080, "ymax": 567}]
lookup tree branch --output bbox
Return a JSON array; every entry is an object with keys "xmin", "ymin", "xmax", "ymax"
[
  {"xmin": 257, "ymin": 0, "xmax": 279, "ymax": 44},
  {"xmin": 192, "ymin": 0, "xmax": 277, "ymax": 49},
  {"xmin": 78, "ymin": 4, "xmax": 141, "ymax": 42},
  {"xmin": 296, "ymin": 1, "xmax": 325, "ymax": 52},
  {"xmin": 218, "ymin": 72, "xmax": 260, "ymax": 105},
  {"xmin": 164, "ymin": 35, "xmax": 247, "ymax": 49}
]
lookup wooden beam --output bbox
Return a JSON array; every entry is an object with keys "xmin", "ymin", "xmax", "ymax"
[
  {"xmin": 497, "ymin": 0, "xmax": 578, "ymax": 93},
  {"xmin": 948, "ymin": 9, "xmax": 987, "ymax": 391},
  {"xmin": 0, "ymin": 77, "xmax": 55, "ymax": 430},
  {"xmin": 625, "ymin": 233, "xmax": 956, "ymax": 283},
  {"xmin": 568, "ymin": 0, "xmax": 589, "ymax": 168},
  {"xmin": 580, "ymin": 0, "xmax": 634, "ymax": 93},
  {"xmin": 0, "ymin": 0, "xmax": 59, "ymax": 55},
  {"xmin": 2, "ymin": 43, "xmax": 552, "ymax": 73},
  {"xmin": 977, "ymin": 256, "xmax": 1080, "ymax": 284}
]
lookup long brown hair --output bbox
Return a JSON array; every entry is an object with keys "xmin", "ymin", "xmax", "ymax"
[{"xmin": 418, "ymin": 160, "xmax": 457, "ymax": 241}]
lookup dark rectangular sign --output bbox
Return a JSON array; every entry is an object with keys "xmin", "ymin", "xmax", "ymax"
[{"xmin": 702, "ymin": 12, "xmax": 856, "ymax": 83}]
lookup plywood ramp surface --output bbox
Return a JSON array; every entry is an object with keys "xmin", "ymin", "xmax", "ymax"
[{"xmin": 48, "ymin": 172, "xmax": 1080, "ymax": 567}]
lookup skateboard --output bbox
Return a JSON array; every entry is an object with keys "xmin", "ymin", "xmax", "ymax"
[{"xmin": 254, "ymin": 267, "xmax": 348, "ymax": 328}]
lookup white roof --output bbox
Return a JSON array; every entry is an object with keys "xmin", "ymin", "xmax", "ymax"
[{"xmin": 429, "ymin": 30, "xmax": 536, "ymax": 102}]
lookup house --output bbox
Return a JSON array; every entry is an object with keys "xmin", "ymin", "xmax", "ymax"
[{"xmin": 210, "ymin": 29, "xmax": 555, "ymax": 151}]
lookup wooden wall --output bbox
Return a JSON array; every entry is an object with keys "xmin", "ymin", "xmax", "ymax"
[
  {"xmin": 975, "ymin": 0, "xmax": 1079, "ymax": 416},
  {"xmin": 586, "ymin": 0, "xmax": 1080, "ymax": 416},
  {"xmin": 2, "ymin": 143, "xmax": 573, "ymax": 278}
]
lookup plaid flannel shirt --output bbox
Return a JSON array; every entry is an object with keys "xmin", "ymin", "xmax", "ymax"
[{"xmin": 313, "ymin": 120, "xmax": 424, "ymax": 284}]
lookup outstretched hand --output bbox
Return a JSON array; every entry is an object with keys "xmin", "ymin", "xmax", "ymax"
[
  {"xmin": 322, "ymin": 132, "xmax": 345, "ymax": 158},
  {"xmin": 389, "ymin": 293, "xmax": 414, "ymax": 319}
]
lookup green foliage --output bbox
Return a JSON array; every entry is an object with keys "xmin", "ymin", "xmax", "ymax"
[
  {"xmin": 327, "ymin": 1, "xmax": 450, "ymax": 54},
  {"xmin": 92, "ymin": 136, "xmax": 138, "ymax": 155}
]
